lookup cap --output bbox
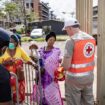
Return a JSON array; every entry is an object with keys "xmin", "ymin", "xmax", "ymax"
[{"xmin": 62, "ymin": 18, "xmax": 80, "ymax": 30}]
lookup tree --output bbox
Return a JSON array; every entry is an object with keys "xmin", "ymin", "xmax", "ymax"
[
  {"xmin": 0, "ymin": 7, "xmax": 7, "ymax": 28},
  {"xmin": 26, "ymin": 12, "xmax": 39, "ymax": 22},
  {"xmin": 0, "ymin": 0, "xmax": 6, "ymax": 19},
  {"xmin": 4, "ymin": 1, "xmax": 18, "ymax": 23},
  {"xmin": 0, "ymin": 9, "xmax": 5, "ymax": 20}
]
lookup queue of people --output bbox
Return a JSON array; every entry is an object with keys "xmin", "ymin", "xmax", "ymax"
[{"xmin": 0, "ymin": 17, "xmax": 96, "ymax": 105}]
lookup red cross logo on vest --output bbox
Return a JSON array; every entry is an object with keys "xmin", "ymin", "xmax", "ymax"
[
  {"xmin": 84, "ymin": 42, "xmax": 94, "ymax": 58},
  {"xmin": 86, "ymin": 46, "xmax": 92, "ymax": 54}
]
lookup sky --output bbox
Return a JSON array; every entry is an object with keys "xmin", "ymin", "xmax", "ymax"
[{"xmin": 41, "ymin": 0, "xmax": 98, "ymax": 19}]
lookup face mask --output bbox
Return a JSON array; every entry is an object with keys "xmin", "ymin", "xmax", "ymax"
[{"xmin": 8, "ymin": 43, "xmax": 15, "ymax": 50}]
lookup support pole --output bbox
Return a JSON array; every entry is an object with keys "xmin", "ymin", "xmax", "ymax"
[
  {"xmin": 76, "ymin": 0, "xmax": 93, "ymax": 34},
  {"xmin": 97, "ymin": 0, "xmax": 105, "ymax": 105}
]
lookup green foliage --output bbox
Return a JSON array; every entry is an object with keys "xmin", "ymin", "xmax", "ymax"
[
  {"xmin": 21, "ymin": 37, "xmax": 33, "ymax": 42},
  {"xmin": 16, "ymin": 30, "xmax": 22, "ymax": 34},
  {"xmin": 4, "ymin": 1, "xmax": 18, "ymax": 22},
  {"xmin": 43, "ymin": 26, "xmax": 51, "ymax": 35},
  {"xmin": 5, "ymin": 2, "xmax": 17, "ymax": 12},
  {"xmin": 26, "ymin": 12, "xmax": 39, "ymax": 22},
  {"xmin": 16, "ymin": 27, "xmax": 25, "ymax": 34},
  {"xmin": 0, "ymin": 9, "xmax": 5, "ymax": 19},
  {"xmin": 21, "ymin": 35, "xmax": 68, "ymax": 42}
]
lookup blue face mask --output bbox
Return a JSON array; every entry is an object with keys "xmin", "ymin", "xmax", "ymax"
[{"xmin": 8, "ymin": 43, "xmax": 15, "ymax": 50}]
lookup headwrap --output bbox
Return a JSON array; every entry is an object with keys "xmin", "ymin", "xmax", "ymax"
[
  {"xmin": 45, "ymin": 32, "xmax": 56, "ymax": 42},
  {"xmin": 10, "ymin": 34, "xmax": 19, "ymax": 43}
]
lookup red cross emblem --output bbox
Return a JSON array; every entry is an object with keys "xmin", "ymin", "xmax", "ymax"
[
  {"xmin": 84, "ymin": 42, "xmax": 94, "ymax": 58},
  {"xmin": 86, "ymin": 46, "xmax": 92, "ymax": 54}
]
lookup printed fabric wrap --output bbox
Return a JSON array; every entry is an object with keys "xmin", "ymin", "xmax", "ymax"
[{"xmin": 31, "ymin": 47, "xmax": 63, "ymax": 105}]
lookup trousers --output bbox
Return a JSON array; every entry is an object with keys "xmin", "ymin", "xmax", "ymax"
[{"xmin": 65, "ymin": 72, "xmax": 94, "ymax": 105}]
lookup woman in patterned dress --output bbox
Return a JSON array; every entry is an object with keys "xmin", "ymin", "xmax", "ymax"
[
  {"xmin": 0, "ymin": 34, "xmax": 36, "ymax": 104},
  {"xmin": 31, "ymin": 32, "xmax": 63, "ymax": 105}
]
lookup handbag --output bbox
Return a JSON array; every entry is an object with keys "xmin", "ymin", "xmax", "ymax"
[{"xmin": 54, "ymin": 66, "xmax": 65, "ymax": 81}]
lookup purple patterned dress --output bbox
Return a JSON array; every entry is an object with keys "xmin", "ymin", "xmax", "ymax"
[{"xmin": 38, "ymin": 47, "xmax": 63, "ymax": 105}]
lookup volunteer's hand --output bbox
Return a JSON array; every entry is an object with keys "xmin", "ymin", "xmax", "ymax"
[
  {"xmin": 40, "ymin": 67, "xmax": 45, "ymax": 75},
  {"xmin": 32, "ymin": 63, "xmax": 38, "ymax": 70},
  {"xmin": 30, "ymin": 56, "xmax": 38, "ymax": 63}
]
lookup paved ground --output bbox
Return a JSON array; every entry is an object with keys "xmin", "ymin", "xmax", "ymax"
[{"xmin": 22, "ymin": 41, "xmax": 97, "ymax": 104}]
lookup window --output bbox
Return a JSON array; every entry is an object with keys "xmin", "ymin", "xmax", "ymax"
[
  {"xmin": 26, "ymin": 3, "xmax": 29, "ymax": 8},
  {"xmin": 31, "ymin": 3, "xmax": 33, "ymax": 8}
]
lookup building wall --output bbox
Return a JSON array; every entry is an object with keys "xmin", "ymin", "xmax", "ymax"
[
  {"xmin": 25, "ymin": 0, "xmax": 33, "ymax": 14},
  {"xmin": 92, "ymin": 6, "xmax": 98, "ymax": 34},
  {"xmin": 49, "ymin": 11, "xmax": 56, "ymax": 20},
  {"xmin": 11, "ymin": 0, "xmax": 52, "ymax": 21},
  {"xmin": 28, "ymin": 20, "xmax": 66, "ymax": 35},
  {"xmin": 39, "ymin": 2, "xmax": 49, "ymax": 20},
  {"xmin": 24, "ymin": 0, "xmax": 49, "ymax": 21},
  {"xmin": 33, "ymin": 0, "xmax": 40, "ymax": 19}
]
